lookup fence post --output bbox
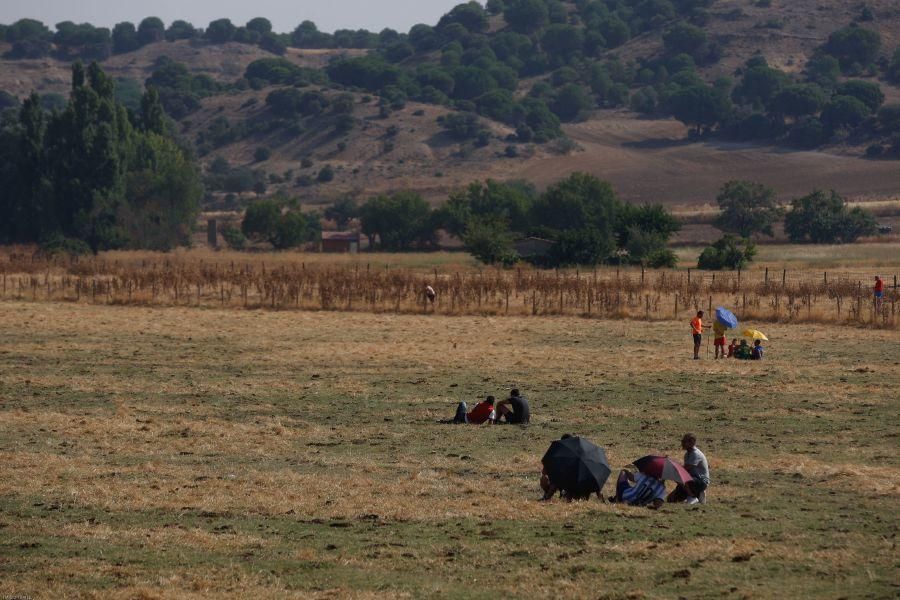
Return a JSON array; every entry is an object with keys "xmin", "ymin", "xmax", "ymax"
[
  {"xmin": 765, "ymin": 267, "xmax": 768, "ymax": 284},
  {"xmin": 824, "ymin": 271, "xmax": 827, "ymax": 285},
  {"xmin": 782, "ymin": 269, "xmax": 786, "ymax": 287},
  {"xmin": 687, "ymin": 269, "xmax": 691, "ymax": 285}
]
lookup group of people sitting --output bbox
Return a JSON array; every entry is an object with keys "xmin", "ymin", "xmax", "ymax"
[
  {"xmin": 453, "ymin": 389, "xmax": 531, "ymax": 425},
  {"xmin": 541, "ymin": 433, "xmax": 711, "ymax": 508},
  {"xmin": 726, "ymin": 338, "xmax": 764, "ymax": 360}
]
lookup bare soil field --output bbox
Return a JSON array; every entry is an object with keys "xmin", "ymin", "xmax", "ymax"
[
  {"xmin": 0, "ymin": 302, "xmax": 897, "ymax": 598},
  {"xmin": 516, "ymin": 115, "xmax": 900, "ymax": 206}
]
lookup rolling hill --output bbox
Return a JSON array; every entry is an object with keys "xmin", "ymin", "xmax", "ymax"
[{"xmin": 1, "ymin": 0, "xmax": 899, "ymax": 220}]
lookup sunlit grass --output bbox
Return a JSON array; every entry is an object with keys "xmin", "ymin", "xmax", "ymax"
[{"xmin": 0, "ymin": 302, "xmax": 897, "ymax": 597}]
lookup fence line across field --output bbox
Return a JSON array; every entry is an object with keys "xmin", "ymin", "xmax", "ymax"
[{"xmin": 0, "ymin": 254, "xmax": 896, "ymax": 328}]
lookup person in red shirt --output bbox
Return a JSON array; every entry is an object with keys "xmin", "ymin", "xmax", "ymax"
[
  {"xmin": 452, "ymin": 397, "xmax": 496, "ymax": 424},
  {"xmin": 874, "ymin": 276, "xmax": 884, "ymax": 311},
  {"xmin": 727, "ymin": 338, "xmax": 739, "ymax": 358},
  {"xmin": 690, "ymin": 311, "xmax": 705, "ymax": 360}
]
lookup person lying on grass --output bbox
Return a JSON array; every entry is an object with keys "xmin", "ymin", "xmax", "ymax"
[
  {"xmin": 452, "ymin": 397, "xmax": 495, "ymax": 424},
  {"xmin": 495, "ymin": 389, "xmax": 530, "ymax": 424},
  {"xmin": 610, "ymin": 469, "xmax": 665, "ymax": 509}
]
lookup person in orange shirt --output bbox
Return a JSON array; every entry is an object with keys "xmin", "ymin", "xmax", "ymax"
[{"xmin": 690, "ymin": 310, "xmax": 705, "ymax": 360}]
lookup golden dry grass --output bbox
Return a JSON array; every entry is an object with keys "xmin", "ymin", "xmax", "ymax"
[{"xmin": 0, "ymin": 302, "xmax": 898, "ymax": 598}]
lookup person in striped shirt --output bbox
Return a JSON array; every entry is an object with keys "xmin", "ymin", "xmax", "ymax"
[{"xmin": 612, "ymin": 469, "xmax": 666, "ymax": 509}]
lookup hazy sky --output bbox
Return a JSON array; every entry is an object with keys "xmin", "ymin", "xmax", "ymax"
[{"xmin": 0, "ymin": 0, "xmax": 468, "ymax": 34}]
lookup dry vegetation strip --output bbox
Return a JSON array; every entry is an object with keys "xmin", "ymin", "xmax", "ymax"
[
  {"xmin": 0, "ymin": 302, "xmax": 898, "ymax": 598},
  {"xmin": 1, "ymin": 249, "xmax": 898, "ymax": 329}
]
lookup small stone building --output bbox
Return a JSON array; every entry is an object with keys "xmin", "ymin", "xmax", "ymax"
[{"xmin": 321, "ymin": 231, "xmax": 360, "ymax": 253}]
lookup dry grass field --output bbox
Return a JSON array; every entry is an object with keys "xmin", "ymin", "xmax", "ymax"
[{"xmin": 0, "ymin": 301, "xmax": 897, "ymax": 598}]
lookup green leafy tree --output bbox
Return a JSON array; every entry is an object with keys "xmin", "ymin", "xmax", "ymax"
[
  {"xmin": 835, "ymin": 80, "xmax": 884, "ymax": 112},
  {"xmin": 663, "ymin": 23, "xmax": 707, "ymax": 58},
  {"xmin": 770, "ymin": 84, "xmax": 826, "ymax": 118},
  {"xmin": 140, "ymin": 87, "xmax": 167, "ymax": 134},
  {"xmin": 888, "ymin": 48, "xmax": 900, "ymax": 84},
  {"xmin": 733, "ymin": 65, "xmax": 788, "ymax": 108},
  {"xmin": 241, "ymin": 197, "xmax": 317, "ymax": 249},
  {"xmin": 532, "ymin": 172, "xmax": 619, "ymax": 240},
  {"xmin": 714, "ymin": 180, "xmax": 783, "ymax": 237},
  {"xmin": 0, "ymin": 62, "xmax": 202, "ymax": 251},
  {"xmin": 359, "ymin": 191, "xmax": 435, "ymax": 250},
  {"xmin": 112, "ymin": 22, "xmax": 140, "ymax": 54},
  {"xmin": 246, "ymin": 18, "xmax": 273, "ymax": 35},
  {"xmin": 784, "ymin": 190, "xmax": 876, "ymax": 243},
  {"xmin": 324, "ymin": 196, "xmax": 359, "ymax": 229},
  {"xmin": 825, "ymin": 26, "xmax": 881, "ymax": 70},
  {"xmin": 166, "ymin": 20, "xmax": 197, "ymax": 41},
  {"xmin": 551, "ymin": 84, "xmax": 592, "ymax": 121},
  {"xmin": 437, "ymin": 2, "xmax": 489, "ymax": 33},
  {"xmin": 119, "ymin": 133, "xmax": 201, "ymax": 250},
  {"xmin": 697, "ymin": 235, "xmax": 756, "ymax": 270},
  {"xmin": 137, "ymin": 17, "xmax": 165, "ymax": 45},
  {"xmin": 820, "ymin": 95, "xmax": 871, "ymax": 130},
  {"xmin": 668, "ymin": 84, "xmax": 732, "ymax": 134},
  {"xmin": 206, "ymin": 19, "xmax": 237, "ymax": 43},
  {"xmin": 463, "ymin": 218, "xmax": 518, "ymax": 265},
  {"xmin": 504, "ymin": 0, "xmax": 550, "ymax": 32}
]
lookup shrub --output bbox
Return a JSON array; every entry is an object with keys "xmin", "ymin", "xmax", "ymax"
[
  {"xmin": 317, "ymin": 165, "xmax": 335, "ymax": 183},
  {"xmin": 254, "ymin": 147, "xmax": 271, "ymax": 162},
  {"xmin": 697, "ymin": 235, "xmax": 756, "ymax": 270},
  {"xmin": 221, "ymin": 226, "xmax": 247, "ymax": 250},
  {"xmin": 441, "ymin": 112, "xmax": 485, "ymax": 140}
]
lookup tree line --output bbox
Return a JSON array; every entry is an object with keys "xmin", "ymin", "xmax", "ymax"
[
  {"xmin": 0, "ymin": 63, "xmax": 202, "ymax": 252},
  {"xmin": 4, "ymin": 3, "xmax": 897, "ymax": 154}
]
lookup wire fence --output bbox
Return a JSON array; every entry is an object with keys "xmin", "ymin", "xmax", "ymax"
[{"xmin": 0, "ymin": 252, "xmax": 897, "ymax": 328}]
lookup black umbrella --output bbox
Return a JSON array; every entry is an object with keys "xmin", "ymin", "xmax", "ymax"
[{"xmin": 541, "ymin": 436, "xmax": 611, "ymax": 497}]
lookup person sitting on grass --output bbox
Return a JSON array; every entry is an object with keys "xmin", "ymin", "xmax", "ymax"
[
  {"xmin": 751, "ymin": 340, "xmax": 764, "ymax": 360},
  {"xmin": 495, "ymin": 389, "xmax": 530, "ymax": 424},
  {"xmin": 610, "ymin": 469, "xmax": 665, "ymax": 509},
  {"xmin": 541, "ymin": 433, "xmax": 603, "ymax": 502},
  {"xmin": 735, "ymin": 339, "xmax": 752, "ymax": 360},
  {"xmin": 452, "ymin": 397, "xmax": 495, "ymax": 424},
  {"xmin": 727, "ymin": 338, "xmax": 739, "ymax": 358},
  {"xmin": 667, "ymin": 433, "xmax": 710, "ymax": 505}
]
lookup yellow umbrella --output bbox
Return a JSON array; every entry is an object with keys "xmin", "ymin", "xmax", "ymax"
[{"xmin": 742, "ymin": 329, "xmax": 769, "ymax": 341}]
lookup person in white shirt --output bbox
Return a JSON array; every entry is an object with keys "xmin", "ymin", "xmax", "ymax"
[{"xmin": 667, "ymin": 433, "xmax": 710, "ymax": 505}]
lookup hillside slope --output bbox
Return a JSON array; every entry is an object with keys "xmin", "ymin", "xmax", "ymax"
[{"xmin": 1, "ymin": 0, "xmax": 899, "ymax": 213}]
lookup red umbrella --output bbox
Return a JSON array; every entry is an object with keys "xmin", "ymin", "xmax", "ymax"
[{"xmin": 633, "ymin": 455, "xmax": 693, "ymax": 484}]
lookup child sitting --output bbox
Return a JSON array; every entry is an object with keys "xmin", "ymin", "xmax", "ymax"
[
  {"xmin": 751, "ymin": 340, "xmax": 764, "ymax": 360},
  {"xmin": 727, "ymin": 338, "xmax": 739, "ymax": 358}
]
